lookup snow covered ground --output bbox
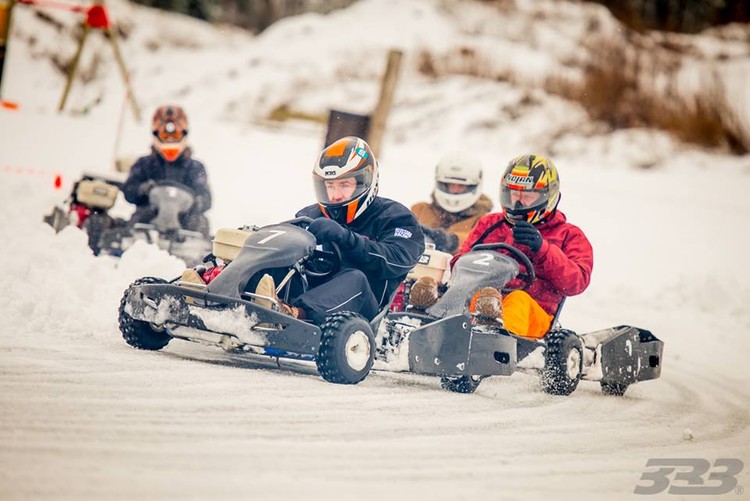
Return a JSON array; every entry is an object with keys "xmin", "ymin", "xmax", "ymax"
[{"xmin": 1, "ymin": 0, "xmax": 749, "ymax": 499}]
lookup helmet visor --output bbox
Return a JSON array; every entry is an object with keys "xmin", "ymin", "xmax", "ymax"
[
  {"xmin": 500, "ymin": 186, "xmax": 549, "ymax": 212},
  {"xmin": 153, "ymin": 122, "xmax": 187, "ymax": 143},
  {"xmin": 437, "ymin": 181, "xmax": 478, "ymax": 195},
  {"xmin": 314, "ymin": 165, "xmax": 374, "ymax": 206}
]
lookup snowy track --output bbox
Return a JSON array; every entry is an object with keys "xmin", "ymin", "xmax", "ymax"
[
  {"xmin": 2, "ymin": 142, "xmax": 749, "ymax": 500},
  {"xmin": 2, "ymin": 0, "xmax": 750, "ymax": 496},
  {"xmin": 2, "ymin": 325, "xmax": 748, "ymax": 500}
]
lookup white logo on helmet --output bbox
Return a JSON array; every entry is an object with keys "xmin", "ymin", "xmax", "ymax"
[{"xmin": 505, "ymin": 174, "xmax": 535, "ymax": 189}]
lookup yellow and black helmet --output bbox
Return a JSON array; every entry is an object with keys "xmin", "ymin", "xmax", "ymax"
[{"xmin": 500, "ymin": 154, "xmax": 560, "ymax": 224}]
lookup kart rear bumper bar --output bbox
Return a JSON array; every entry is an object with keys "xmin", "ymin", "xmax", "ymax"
[{"xmin": 581, "ymin": 325, "xmax": 663, "ymax": 386}]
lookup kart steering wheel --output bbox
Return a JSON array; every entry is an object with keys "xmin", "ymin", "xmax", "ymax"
[
  {"xmin": 154, "ymin": 179, "xmax": 195, "ymax": 193},
  {"xmin": 470, "ymin": 242, "xmax": 536, "ymax": 292},
  {"xmin": 282, "ymin": 216, "xmax": 315, "ymax": 228},
  {"xmin": 305, "ymin": 242, "xmax": 342, "ymax": 279},
  {"xmin": 280, "ymin": 216, "xmax": 343, "ymax": 278}
]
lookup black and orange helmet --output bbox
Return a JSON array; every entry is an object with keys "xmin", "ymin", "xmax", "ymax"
[
  {"xmin": 313, "ymin": 136, "xmax": 379, "ymax": 224},
  {"xmin": 151, "ymin": 105, "xmax": 188, "ymax": 162}
]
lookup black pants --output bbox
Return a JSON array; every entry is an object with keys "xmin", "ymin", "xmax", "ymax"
[{"xmin": 293, "ymin": 268, "xmax": 379, "ymax": 325}]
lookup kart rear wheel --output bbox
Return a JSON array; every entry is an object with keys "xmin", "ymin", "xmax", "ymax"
[
  {"xmin": 600, "ymin": 381, "xmax": 629, "ymax": 396},
  {"xmin": 441, "ymin": 375, "xmax": 483, "ymax": 394},
  {"xmin": 541, "ymin": 329, "xmax": 583, "ymax": 396},
  {"xmin": 118, "ymin": 277, "xmax": 172, "ymax": 351},
  {"xmin": 317, "ymin": 312, "xmax": 375, "ymax": 385}
]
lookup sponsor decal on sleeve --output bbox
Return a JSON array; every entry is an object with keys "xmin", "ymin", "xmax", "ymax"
[{"xmin": 394, "ymin": 228, "xmax": 412, "ymax": 238}]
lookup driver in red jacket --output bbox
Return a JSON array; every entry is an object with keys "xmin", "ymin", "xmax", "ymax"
[{"xmin": 410, "ymin": 154, "xmax": 593, "ymax": 339}]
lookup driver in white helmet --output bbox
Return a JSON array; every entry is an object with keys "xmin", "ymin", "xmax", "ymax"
[
  {"xmin": 122, "ymin": 105, "xmax": 212, "ymax": 237},
  {"xmin": 411, "ymin": 152, "xmax": 493, "ymax": 254},
  {"xmin": 411, "ymin": 154, "xmax": 593, "ymax": 339}
]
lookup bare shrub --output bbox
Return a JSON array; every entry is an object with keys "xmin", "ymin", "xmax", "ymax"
[
  {"xmin": 416, "ymin": 47, "xmax": 514, "ymax": 82},
  {"xmin": 416, "ymin": 50, "xmax": 438, "ymax": 78},
  {"xmin": 545, "ymin": 32, "xmax": 749, "ymax": 154},
  {"xmin": 671, "ymin": 75, "xmax": 748, "ymax": 154}
]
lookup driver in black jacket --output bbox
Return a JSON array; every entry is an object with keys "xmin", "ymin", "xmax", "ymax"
[
  {"xmin": 256, "ymin": 136, "xmax": 424, "ymax": 324},
  {"xmin": 121, "ymin": 105, "xmax": 212, "ymax": 237}
]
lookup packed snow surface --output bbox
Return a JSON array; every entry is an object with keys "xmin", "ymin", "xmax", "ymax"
[{"xmin": 1, "ymin": 0, "xmax": 749, "ymax": 499}]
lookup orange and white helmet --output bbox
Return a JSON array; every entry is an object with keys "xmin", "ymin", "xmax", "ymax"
[
  {"xmin": 151, "ymin": 105, "xmax": 188, "ymax": 162},
  {"xmin": 500, "ymin": 154, "xmax": 560, "ymax": 224},
  {"xmin": 313, "ymin": 136, "xmax": 379, "ymax": 224}
]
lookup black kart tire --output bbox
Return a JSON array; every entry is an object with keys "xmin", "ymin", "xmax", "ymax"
[
  {"xmin": 541, "ymin": 329, "xmax": 583, "ymax": 396},
  {"xmin": 83, "ymin": 212, "xmax": 112, "ymax": 255},
  {"xmin": 118, "ymin": 277, "xmax": 172, "ymax": 351},
  {"xmin": 601, "ymin": 381, "xmax": 629, "ymax": 396},
  {"xmin": 441, "ymin": 375, "xmax": 483, "ymax": 394},
  {"xmin": 316, "ymin": 312, "xmax": 375, "ymax": 385}
]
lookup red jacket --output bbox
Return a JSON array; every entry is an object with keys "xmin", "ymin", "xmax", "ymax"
[{"xmin": 452, "ymin": 210, "xmax": 593, "ymax": 316}]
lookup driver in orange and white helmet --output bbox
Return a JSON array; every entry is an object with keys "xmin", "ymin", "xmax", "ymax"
[
  {"xmin": 254, "ymin": 136, "xmax": 425, "ymax": 325},
  {"xmin": 121, "ymin": 105, "xmax": 212, "ymax": 237}
]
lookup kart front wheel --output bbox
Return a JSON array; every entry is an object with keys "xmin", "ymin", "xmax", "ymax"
[
  {"xmin": 541, "ymin": 329, "xmax": 583, "ymax": 396},
  {"xmin": 83, "ymin": 212, "xmax": 112, "ymax": 255},
  {"xmin": 118, "ymin": 277, "xmax": 172, "ymax": 351},
  {"xmin": 317, "ymin": 312, "xmax": 375, "ymax": 385},
  {"xmin": 441, "ymin": 375, "xmax": 483, "ymax": 394}
]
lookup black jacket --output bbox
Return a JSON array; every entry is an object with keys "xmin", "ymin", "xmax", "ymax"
[
  {"xmin": 122, "ymin": 148, "xmax": 212, "ymax": 213},
  {"xmin": 297, "ymin": 197, "xmax": 425, "ymax": 306}
]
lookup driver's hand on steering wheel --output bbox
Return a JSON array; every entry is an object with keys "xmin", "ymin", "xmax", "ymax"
[
  {"xmin": 137, "ymin": 180, "xmax": 157, "ymax": 197},
  {"xmin": 308, "ymin": 217, "xmax": 352, "ymax": 247},
  {"xmin": 512, "ymin": 221, "xmax": 544, "ymax": 253}
]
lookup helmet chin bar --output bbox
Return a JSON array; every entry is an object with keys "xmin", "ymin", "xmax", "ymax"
[
  {"xmin": 434, "ymin": 187, "xmax": 480, "ymax": 213},
  {"xmin": 319, "ymin": 187, "xmax": 374, "ymax": 224},
  {"xmin": 154, "ymin": 137, "xmax": 186, "ymax": 162},
  {"xmin": 505, "ymin": 201, "xmax": 544, "ymax": 224},
  {"xmin": 158, "ymin": 145, "xmax": 184, "ymax": 162},
  {"xmin": 504, "ymin": 192, "xmax": 560, "ymax": 225},
  {"xmin": 324, "ymin": 205, "xmax": 348, "ymax": 225}
]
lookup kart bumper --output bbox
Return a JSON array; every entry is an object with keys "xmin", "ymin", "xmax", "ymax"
[
  {"xmin": 122, "ymin": 283, "xmax": 321, "ymax": 355},
  {"xmin": 580, "ymin": 325, "xmax": 663, "ymax": 385},
  {"xmin": 407, "ymin": 315, "xmax": 518, "ymax": 377}
]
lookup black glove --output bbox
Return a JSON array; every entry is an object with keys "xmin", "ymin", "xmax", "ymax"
[
  {"xmin": 137, "ymin": 180, "xmax": 157, "ymax": 197},
  {"xmin": 421, "ymin": 225, "xmax": 459, "ymax": 253},
  {"xmin": 512, "ymin": 221, "xmax": 543, "ymax": 252},
  {"xmin": 190, "ymin": 195, "xmax": 210, "ymax": 214},
  {"xmin": 307, "ymin": 217, "xmax": 352, "ymax": 246}
]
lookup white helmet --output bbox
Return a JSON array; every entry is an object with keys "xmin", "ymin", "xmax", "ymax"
[{"xmin": 433, "ymin": 152, "xmax": 483, "ymax": 213}]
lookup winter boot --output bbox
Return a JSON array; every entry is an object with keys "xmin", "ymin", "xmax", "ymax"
[
  {"xmin": 408, "ymin": 276, "xmax": 440, "ymax": 311},
  {"xmin": 180, "ymin": 268, "xmax": 205, "ymax": 304},
  {"xmin": 181, "ymin": 268, "xmax": 205, "ymax": 286},
  {"xmin": 474, "ymin": 287, "xmax": 504, "ymax": 326},
  {"xmin": 255, "ymin": 274, "xmax": 300, "ymax": 321}
]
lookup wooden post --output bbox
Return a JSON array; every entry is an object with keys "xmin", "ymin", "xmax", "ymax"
[
  {"xmin": 105, "ymin": 25, "xmax": 141, "ymax": 121},
  {"xmin": 0, "ymin": 0, "xmax": 16, "ymax": 98},
  {"xmin": 58, "ymin": 23, "xmax": 89, "ymax": 112},
  {"xmin": 112, "ymin": 90, "xmax": 128, "ymax": 171},
  {"xmin": 367, "ymin": 49, "xmax": 403, "ymax": 157},
  {"xmin": 58, "ymin": 1, "xmax": 141, "ymax": 121}
]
